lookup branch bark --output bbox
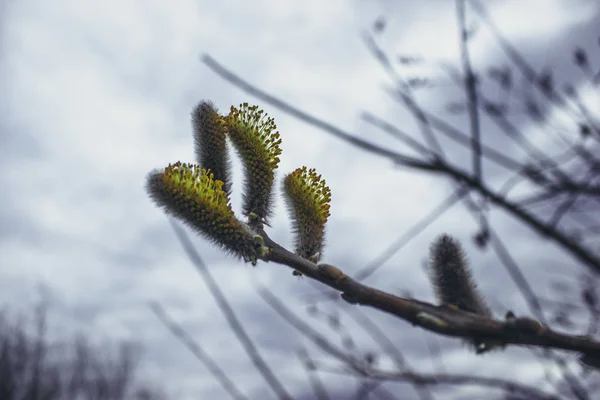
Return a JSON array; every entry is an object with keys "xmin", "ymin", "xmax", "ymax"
[{"xmin": 257, "ymin": 228, "xmax": 600, "ymax": 362}]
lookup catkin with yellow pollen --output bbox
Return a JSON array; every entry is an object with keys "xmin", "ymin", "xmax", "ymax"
[
  {"xmin": 283, "ymin": 166, "xmax": 331, "ymax": 261},
  {"xmin": 226, "ymin": 103, "xmax": 282, "ymax": 224},
  {"xmin": 191, "ymin": 101, "xmax": 232, "ymax": 196},
  {"xmin": 146, "ymin": 162, "xmax": 259, "ymax": 262},
  {"xmin": 429, "ymin": 234, "xmax": 502, "ymax": 353}
]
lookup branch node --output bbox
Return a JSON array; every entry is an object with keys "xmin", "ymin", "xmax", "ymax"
[
  {"xmin": 341, "ymin": 292, "xmax": 359, "ymax": 304},
  {"xmin": 317, "ymin": 263, "xmax": 347, "ymax": 284},
  {"xmin": 504, "ymin": 311, "xmax": 547, "ymax": 336}
]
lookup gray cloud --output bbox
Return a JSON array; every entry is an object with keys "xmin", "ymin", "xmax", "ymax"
[{"xmin": 1, "ymin": 0, "xmax": 598, "ymax": 398}]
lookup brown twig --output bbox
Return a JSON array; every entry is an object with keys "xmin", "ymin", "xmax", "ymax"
[
  {"xmin": 321, "ymin": 366, "xmax": 561, "ymax": 400},
  {"xmin": 297, "ymin": 346, "xmax": 331, "ymax": 400},
  {"xmin": 340, "ymin": 307, "xmax": 435, "ymax": 400},
  {"xmin": 456, "ymin": 0, "xmax": 483, "ymax": 184},
  {"xmin": 256, "ymin": 227, "xmax": 600, "ymax": 360},
  {"xmin": 362, "ymin": 33, "xmax": 444, "ymax": 158},
  {"xmin": 468, "ymin": 0, "xmax": 600, "ymax": 141}
]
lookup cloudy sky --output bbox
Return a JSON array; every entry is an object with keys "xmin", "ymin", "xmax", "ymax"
[{"xmin": 2, "ymin": 0, "xmax": 599, "ymax": 398}]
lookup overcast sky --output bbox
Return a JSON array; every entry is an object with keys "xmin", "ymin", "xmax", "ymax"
[{"xmin": 1, "ymin": 0, "xmax": 599, "ymax": 398}]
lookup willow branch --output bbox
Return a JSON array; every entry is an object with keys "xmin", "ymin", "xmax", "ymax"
[
  {"xmin": 202, "ymin": 54, "xmax": 600, "ymax": 276},
  {"xmin": 257, "ymin": 228, "xmax": 600, "ymax": 361},
  {"xmin": 322, "ymin": 366, "xmax": 560, "ymax": 400},
  {"xmin": 261, "ymin": 285, "xmax": 558, "ymax": 400},
  {"xmin": 456, "ymin": 0, "xmax": 483, "ymax": 184}
]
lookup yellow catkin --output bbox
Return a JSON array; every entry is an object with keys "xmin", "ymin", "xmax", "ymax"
[
  {"xmin": 283, "ymin": 166, "xmax": 331, "ymax": 260},
  {"xmin": 146, "ymin": 162, "xmax": 258, "ymax": 261},
  {"xmin": 226, "ymin": 103, "xmax": 282, "ymax": 222}
]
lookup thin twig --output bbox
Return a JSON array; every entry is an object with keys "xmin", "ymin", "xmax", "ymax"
[
  {"xmin": 456, "ymin": 0, "xmax": 483, "ymax": 184},
  {"xmin": 489, "ymin": 231, "xmax": 546, "ymax": 322},
  {"xmin": 170, "ymin": 221, "xmax": 293, "ymax": 400},
  {"xmin": 341, "ymin": 307, "xmax": 435, "ymax": 400},
  {"xmin": 469, "ymin": 0, "xmax": 600, "ymax": 140},
  {"xmin": 149, "ymin": 302, "xmax": 249, "ymax": 400},
  {"xmin": 460, "ymin": 174, "xmax": 590, "ymax": 399},
  {"xmin": 201, "ymin": 56, "xmax": 435, "ymax": 172},
  {"xmin": 256, "ymin": 226, "xmax": 600, "ymax": 359},
  {"xmin": 297, "ymin": 346, "xmax": 331, "ymax": 400},
  {"xmin": 362, "ymin": 33, "xmax": 444, "ymax": 158},
  {"xmin": 549, "ymin": 171, "xmax": 599, "ymax": 228},
  {"xmin": 355, "ymin": 187, "xmax": 468, "ymax": 282},
  {"xmin": 379, "ymin": 89, "xmax": 526, "ymax": 174}
]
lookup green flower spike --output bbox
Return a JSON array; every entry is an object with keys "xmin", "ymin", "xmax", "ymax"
[
  {"xmin": 283, "ymin": 167, "xmax": 331, "ymax": 261},
  {"xmin": 146, "ymin": 162, "xmax": 261, "ymax": 262},
  {"xmin": 191, "ymin": 101, "xmax": 232, "ymax": 196},
  {"xmin": 429, "ymin": 234, "xmax": 500, "ymax": 353},
  {"xmin": 226, "ymin": 103, "xmax": 282, "ymax": 223}
]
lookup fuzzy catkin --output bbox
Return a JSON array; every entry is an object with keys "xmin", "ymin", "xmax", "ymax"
[
  {"xmin": 429, "ymin": 234, "xmax": 501, "ymax": 353},
  {"xmin": 282, "ymin": 166, "xmax": 331, "ymax": 260},
  {"xmin": 226, "ymin": 103, "xmax": 282, "ymax": 223},
  {"xmin": 429, "ymin": 234, "xmax": 491, "ymax": 317},
  {"xmin": 146, "ymin": 162, "xmax": 258, "ymax": 261},
  {"xmin": 191, "ymin": 101, "xmax": 232, "ymax": 196}
]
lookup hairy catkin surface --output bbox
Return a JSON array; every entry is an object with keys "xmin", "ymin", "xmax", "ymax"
[
  {"xmin": 192, "ymin": 101, "xmax": 232, "ymax": 196},
  {"xmin": 146, "ymin": 162, "xmax": 258, "ymax": 260},
  {"xmin": 226, "ymin": 103, "xmax": 282, "ymax": 223},
  {"xmin": 429, "ymin": 234, "xmax": 491, "ymax": 316}
]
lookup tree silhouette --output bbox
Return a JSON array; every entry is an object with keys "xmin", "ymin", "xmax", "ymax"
[{"xmin": 0, "ymin": 303, "xmax": 169, "ymax": 400}]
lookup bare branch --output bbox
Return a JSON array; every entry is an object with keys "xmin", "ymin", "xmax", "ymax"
[
  {"xmin": 256, "ymin": 227, "xmax": 600, "ymax": 360},
  {"xmin": 456, "ymin": 0, "xmax": 483, "ymax": 183},
  {"xmin": 341, "ymin": 307, "xmax": 435, "ymax": 400},
  {"xmin": 149, "ymin": 303, "xmax": 248, "ymax": 400},
  {"xmin": 170, "ymin": 221, "xmax": 293, "ymax": 400},
  {"xmin": 261, "ymin": 286, "xmax": 559, "ymax": 400}
]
